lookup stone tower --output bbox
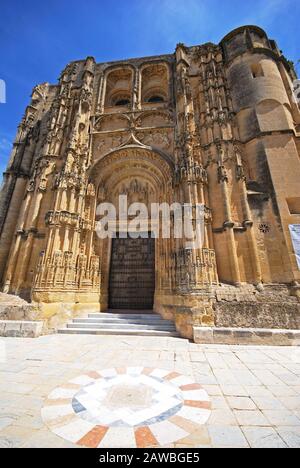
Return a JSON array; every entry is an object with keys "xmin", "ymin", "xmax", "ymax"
[{"xmin": 0, "ymin": 26, "xmax": 299, "ymax": 339}]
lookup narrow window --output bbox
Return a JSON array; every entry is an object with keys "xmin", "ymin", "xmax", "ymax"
[
  {"xmin": 251, "ymin": 64, "xmax": 264, "ymax": 79},
  {"xmin": 287, "ymin": 197, "xmax": 300, "ymax": 215}
]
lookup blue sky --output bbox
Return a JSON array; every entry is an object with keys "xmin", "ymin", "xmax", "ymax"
[{"xmin": 0, "ymin": 0, "xmax": 299, "ymax": 176}]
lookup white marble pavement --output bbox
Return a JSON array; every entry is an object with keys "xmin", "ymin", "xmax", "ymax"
[{"xmin": 0, "ymin": 334, "xmax": 300, "ymax": 448}]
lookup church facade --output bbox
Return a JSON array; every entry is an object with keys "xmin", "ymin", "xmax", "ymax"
[{"xmin": 0, "ymin": 26, "xmax": 299, "ymax": 339}]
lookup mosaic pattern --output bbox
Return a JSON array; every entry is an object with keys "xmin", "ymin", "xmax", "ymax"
[{"xmin": 42, "ymin": 367, "xmax": 211, "ymax": 448}]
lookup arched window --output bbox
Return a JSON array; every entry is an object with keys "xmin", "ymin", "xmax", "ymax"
[
  {"xmin": 147, "ymin": 96, "xmax": 165, "ymax": 103},
  {"xmin": 115, "ymin": 99, "xmax": 130, "ymax": 106},
  {"xmin": 105, "ymin": 68, "xmax": 133, "ymax": 109},
  {"xmin": 141, "ymin": 64, "xmax": 169, "ymax": 103}
]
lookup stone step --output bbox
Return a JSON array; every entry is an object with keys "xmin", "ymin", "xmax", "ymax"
[
  {"xmin": 88, "ymin": 313, "xmax": 159, "ymax": 320},
  {"xmin": 58, "ymin": 327, "xmax": 179, "ymax": 337},
  {"xmin": 59, "ymin": 311, "xmax": 178, "ymax": 337},
  {"xmin": 73, "ymin": 317, "xmax": 172, "ymax": 325},
  {"xmin": 67, "ymin": 322, "xmax": 176, "ymax": 331}
]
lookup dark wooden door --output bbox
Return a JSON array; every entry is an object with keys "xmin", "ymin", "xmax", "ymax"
[{"xmin": 109, "ymin": 236, "xmax": 155, "ymax": 310}]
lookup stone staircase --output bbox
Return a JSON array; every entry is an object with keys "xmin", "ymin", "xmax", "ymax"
[{"xmin": 58, "ymin": 311, "xmax": 179, "ymax": 337}]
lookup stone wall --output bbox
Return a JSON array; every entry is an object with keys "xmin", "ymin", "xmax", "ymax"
[{"xmin": 214, "ymin": 285, "xmax": 300, "ymax": 330}]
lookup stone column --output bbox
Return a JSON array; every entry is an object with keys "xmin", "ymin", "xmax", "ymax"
[
  {"xmin": 239, "ymin": 171, "xmax": 262, "ymax": 285},
  {"xmin": 133, "ymin": 68, "xmax": 141, "ymax": 110},
  {"xmin": 14, "ymin": 190, "xmax": 44, "ymax": 294},
  {"xmin": 217, "ymin": 149, "xmax": 241, "ymax": 285},
  {"xmin": 96, "ymin": 73, "xmax": 104, "ymax": 114},
  {"xmin": 100, "ymin": 73, "xmax": 107, "ymax": 113}
]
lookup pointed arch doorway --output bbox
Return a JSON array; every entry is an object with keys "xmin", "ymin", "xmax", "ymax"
[{"xmin": 89, "ymin": 146, "xmax": 174, "ymax": 313}]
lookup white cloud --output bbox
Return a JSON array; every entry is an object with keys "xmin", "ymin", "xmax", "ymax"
[
  {"xmin": 141, "ymin": 0, "xmax": 211, "ymax": 46},
  {"xmin": 242, "ymin": 0, "xmax": 292, "ymax": 26},
  {"xmin": 0, "ymin": 132, "xmax": 13, "ymax": 176},
  {"xmin": 0, "ymin": 137, "xmax": 12, "ymax": 152},
  {"xmin": 142, "ymin": 0, "xmax": 296, "ymax": 47}
]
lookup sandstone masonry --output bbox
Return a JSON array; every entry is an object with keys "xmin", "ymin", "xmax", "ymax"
[{"xmin": 0, "ymin": 26, "xmax": 299, "ymax": 340}]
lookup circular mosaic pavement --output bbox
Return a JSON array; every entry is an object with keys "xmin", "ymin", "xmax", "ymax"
[{"xmin": 41, "ymin": 367, "xmax": 211, "ymax": 448}]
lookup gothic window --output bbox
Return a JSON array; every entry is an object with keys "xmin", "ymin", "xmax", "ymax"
[
  {"xmin": 110, "ymin": 92, "xmax": 131, "ymax": 107},
  {"xmin": 147, "ymin": 96, "xmax": 165, "ymax": 103},
  {"xmin": 105, "ymin": 68, "xmax": 133, "ymax": 109},
  {"xmin": 141, "ymin": 64, "xmax": 169, "ymax": 104},
  {"xmin": 115, "ymin": 99, "xmax": 130, "ymax": 106}
]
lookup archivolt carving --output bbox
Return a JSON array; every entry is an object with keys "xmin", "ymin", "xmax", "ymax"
[
  {"xmin": 89, "ymin": 149, "xmax": 174, "ymax": 212},
  {"xmin": 101, "ymin": 163, "xmax": 165, "ymax": 194},
  {"xmin": 110, "ymin": 178, "xmax": 156, "ymax": 206},
  {"xmin": 90, "ymin": 147, "xmax": 174, "ymax": 185}
]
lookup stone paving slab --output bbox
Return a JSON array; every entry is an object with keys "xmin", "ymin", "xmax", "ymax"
[{"xmin": 0, "ymin": 335, "xmax": 299, "ymax": 448}]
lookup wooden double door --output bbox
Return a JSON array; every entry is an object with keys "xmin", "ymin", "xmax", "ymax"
[{"xmin": 109, "ymin": 235, "xmax": 155, "ymax": 310}]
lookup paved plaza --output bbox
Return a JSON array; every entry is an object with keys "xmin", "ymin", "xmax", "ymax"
[{"xmin": 0, "ymin": 334, "xmax": 300, "ymax": 448}]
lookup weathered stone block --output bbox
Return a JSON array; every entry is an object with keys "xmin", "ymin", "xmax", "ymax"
[
  {"xmin": 21, "ymin": 321, "xmax": 44, "ymax": 338},
  {"xmin": 193, "ymin": 327, "xmax": 214, "ymax": 344},
  {"xmin": 0, "ymin": 321, "xmax": 6, "ymax": 334},
  {"xmin": 0, "ymin": 320, "xmax": 44, "ymax": 338},
  {"xmin": 3, "ymin": 321, "xmax": 22, "ymax": 337},
  {"xmin": 194, "ymin": 326, "xmax": 300, "ymax": 346}
]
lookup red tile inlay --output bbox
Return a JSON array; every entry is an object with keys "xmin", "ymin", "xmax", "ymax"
[
  {"xmin": 184, "ymin": 400, "xmax": 211, "ymax": 409},
  {"xmin": 86, "ymin": 371, "xmax": 101, "ymax": 379},
  {"xmin": 142, "ymin": 368, "xmax": 154, "ymax": 375},
  {"xmin": 180, "ymin": 383, "xmax": 203, "ymax": 391},
  {"xmin": 164, "ymin": 371, "xmax": 181, "ymax": 381},
  {"xmin": 135, "ymin": 426, "xmax": 159, "ymax": 448},
  {"xmin": 77, "ymin": 425, "xmax": 108, "ymax": 448}
]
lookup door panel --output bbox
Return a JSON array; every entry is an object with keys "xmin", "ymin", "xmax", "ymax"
[{"xmin": 109, "ymin": 236, "xmax": 155, "ymax": 310}]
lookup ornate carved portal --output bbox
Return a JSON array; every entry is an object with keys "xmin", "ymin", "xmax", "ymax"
[
  {"xmin": 109, "ymin": 236, "xmax": 155, "ymax": 310},
  {"xmin": 91, "ymin": 147, "xmax": 174, "ymax": 311},
  {"xmin": 90, "ymin": 146, "xmax": 218, "ymax": 315}
]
